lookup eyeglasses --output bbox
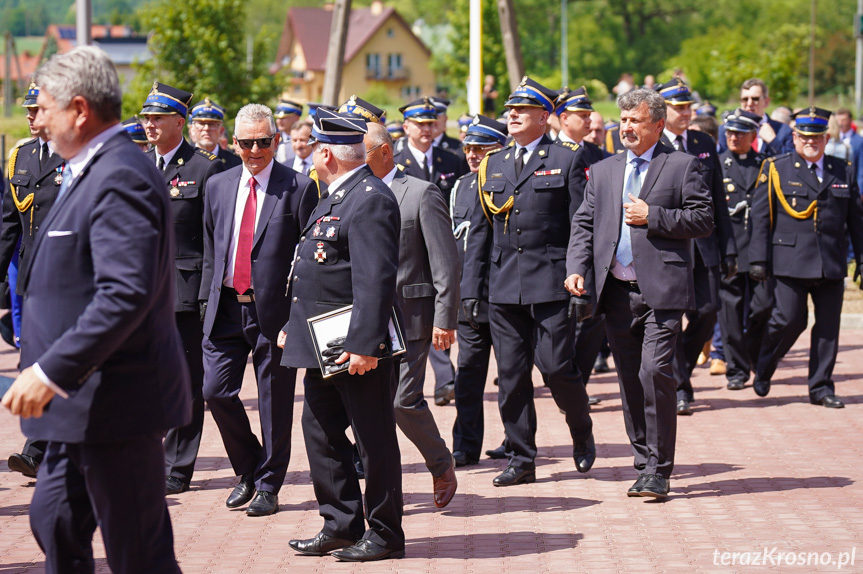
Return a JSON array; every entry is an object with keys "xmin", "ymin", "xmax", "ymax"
[
  {"xmin": 235, "ymin": 136, "xmax": 275, "ymax": 150},
  {"xmin": 741, "ymin": 97, "xmax": 761, "ymax": 103},
  {"xmin": 366, "ymin": 143, "xmax": 385, "ymax": 156}
]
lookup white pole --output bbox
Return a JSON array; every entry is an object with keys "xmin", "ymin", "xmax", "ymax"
[
  {"xmin": 468, "ymin": 0, "xmax": 482, "ymax": 115},
  {"xmin": 561, "ymin": 0, "xmax": 568, "ymax": 87},
  {"xmin": 76, "ymin": 0, "xmax": 92, "ymax": 47},
  {"xmin": 856, "ymin": 0, "xmax": 862, "ymax": 116}
]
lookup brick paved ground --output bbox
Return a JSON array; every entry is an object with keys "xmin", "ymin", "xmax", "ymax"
[{"xmin": 0, "ymin": 329, "xmax": 862, "ymax": 573}]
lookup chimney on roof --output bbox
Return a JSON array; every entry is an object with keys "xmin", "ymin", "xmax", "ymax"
[
  {"xmin": 370, "ymin": 0, "xmax": 383, "ymax": 15},
  {"xmin": 323, "ymin": 3, "xmax": 334, "ymax": 11}
]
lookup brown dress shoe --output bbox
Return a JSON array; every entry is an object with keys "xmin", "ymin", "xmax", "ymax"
[
  {"xmin": 709, "ymin": 358, "xmax": 726, "ymax": 375},
  {"xmin": 433, "ymin": 464, "xmax": 457, "ymax": 508}
]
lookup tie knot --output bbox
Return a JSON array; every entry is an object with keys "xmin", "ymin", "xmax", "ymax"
[
  {"xmin": 631, "ymin": 157, "xmax": 646, "ymax": 170},
  {"xmin": 249, "ymin": 176, "xmax": 257, "ymax": 190}
]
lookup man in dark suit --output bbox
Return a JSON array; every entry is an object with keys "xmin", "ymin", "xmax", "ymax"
[
  {"xmin": 364, "ymin": 121, "xmax": 459, "ymax": 508},
  {"xmin": 718, "ymin": 78, "xmax": 793, "ymax": 156},
  {"xmin": 749, "ymin": 108, "xmax": 863, "ymax": 408},
  {"xmin": 281, "ymin": 109, "xmax": 404, "ymax": 562},
  {"xmin": 450, "ymin": 115, "xmax": 507, "ymax": 467},
  {"xmin": 189, "ymin": 98, "xmax": 242, "ymax": 169},
  {"xmin": 566, "ymin": 87, "xmax": 713, "ymax": 499},
  {"xmin": 835, "ymin": 108, "xmax": 863, "ymax": 194},
  {"xmin": 462, "ymin": 77, "xmax": 595, "ymax": 487},
  {"xmin": 716, "ymin": 109, "xmax": 774, "ymax": 391},
  {"xmin": 140, "ymin": 82, "xmax": 225, "ymax": 495},
  {"xmin": 3, "ymin": 81, "xmax": 64, "ymax": 478},
  {"xmin": 655, "ymin": 78, "xmax": 738, "ymax": 416},
  {"xmin": 2, "ymin": 46, "xmax": 189, "ymax": 572},
  {"xmin": 200, "ymin": 103, "xmax": 317, "ymax": 516},
  {"xmin": 393, "ymin": 97, "xmax": 467, "ymax": 405}
]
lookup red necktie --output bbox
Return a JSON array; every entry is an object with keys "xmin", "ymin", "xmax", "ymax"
[{"xmin": 233, "ymin": 176, "xmax": 257, "ymax": 294}]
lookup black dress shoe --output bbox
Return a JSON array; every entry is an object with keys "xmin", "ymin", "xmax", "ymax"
[
  {"xmin": 726, "ymin": 379, "xmax": 746, "ymax": 391},
  {"xmin": 165, "ymin": 476, "xmax": 189, "ymax": 495},
  {"xmin": 588, "ymin": 396, "xmax": 601, "ymax": 406},
  {"xmin": 226, "ymin": 474, "xmax": 256, "ymax": 508},
  {"xmin": 434, "ymin": 383, "xmax": 455, "ymax": 406},
  {"xmin": 246, "ymin": 491, "xmax": 279, "ymax": 516},
  {"xmin": 676, "ymin": 399, "xmax": 692, "ymax": 416},
  {"xmin": 813, "ymin": 395, "xmax": 845, "ymax": 408},
  {"xmin": 331, "ymin": 539, "xmax": 405, "ymax": 562},
  {"xmin": 492, "ymin": 465, "xmax": 536, "ymax": 487},
  {"xmin": 289, "ymin": 532, "xmax": 356, "ymax": 556},
  {"xmin": 573, "ymin": 434, "xmax": 596, "ymax": 473},
  {"xmin": 753, "ymin": 377, "xmax": 770, "ymax": 397},
  {"xmin": 452, "ymin": 450, "xmax": 478, "ymax": 467},
  {"xmin": 639, "ymin": 474, "xmax": 669, "ymax": 499},
  {"xmin": 485, "ymin": 443, "xmax": 507, "ymax": 460},
  {"xmin": 627, "ymin": 474, "xmax": 650, "ymax": 497},
  {"xmin": 7, "ymin": 453, "xmax": 39, "ymax": 478},
  {"xmin": 593, "ymin": 355, "xmax": 610, "ymax": 373}
]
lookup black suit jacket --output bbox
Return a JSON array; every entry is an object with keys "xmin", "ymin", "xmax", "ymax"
[
  {"xmin": 20, "ymin": 130, "xmax": 190, "ymax": 443},
  {"xmin": 146, "ymin": 140, "xmax": 225, "ymax": 312},
  {"xmin": 567, "ymin": 142, "xmax": 714, "ymax": 311},
  {"xmin": 200, "ymin": 161, "xmax": 317, "ymax": 341},
  {"xmin": 719, "ymin": 149, "xmax": 766, "ymax": 271},
  {"xmin": 394, "ymin": 144, "xmax": 467, "ymax": 204},
  {"xmin": 2, "ymin": 139, "xmax": 64, "ymax": 293},
  {"xmin": 280, "ymin": 166, "xmax": 401, "ymax": 368},
  {"xmin": 451, "ymin": 172, "xmax": 490, "ymax": 322},
  {"xmin": 749, "ymin": 151, "xmax": 863, "ymax": 280}
]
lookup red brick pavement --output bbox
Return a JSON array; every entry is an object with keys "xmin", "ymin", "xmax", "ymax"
[{"xmin": 0, "ymin": 331, "xmax": 862, "ymax": 573}]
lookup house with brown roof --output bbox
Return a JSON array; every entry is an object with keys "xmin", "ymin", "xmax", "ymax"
[{"xmin": 272, "ymin": 1, "xmax": 435, "ymax": 105}]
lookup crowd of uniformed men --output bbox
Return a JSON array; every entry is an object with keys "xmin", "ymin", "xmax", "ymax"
[{"xmin": 3, "ymin": 44, "xmax": 863, "ymax": 567}]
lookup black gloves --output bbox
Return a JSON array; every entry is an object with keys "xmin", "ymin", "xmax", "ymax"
[
  {"xmin": 568, "ymin": 296, "xmax": 593, "ymax": 322},
  {"xmin": 199, "ymin": 300, "xmax": 208, "ymax": 322},
  {"xmin": 855, "ymin": 260, "xmax": 863, "ymax": 290},
  {"xmin": 721, "ymin": 255, "xmax": 738, "ymax": 281},
  {"xmin": 749, "ymin": 262, "xmax": 768, "ymax": 282},
  {"xmin": 462, "ymin": 299, "xmax": 480, "ymax": 330}
]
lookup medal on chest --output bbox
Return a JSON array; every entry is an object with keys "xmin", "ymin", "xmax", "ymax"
[
  {"xmin": 169, "ymin": 176, "xmax": 180, "ymax": 197},
  {"xmin": 314, "ymin": 242, "xmax": 327, "ymax": 263}
]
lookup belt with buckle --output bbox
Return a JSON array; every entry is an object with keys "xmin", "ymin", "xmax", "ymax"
[
  {"xmin": 224, "ymin": 286, "xmax": 255, "ymax": 303},
  {"xmin": 612, "ymin": 277, "xmax": 639, "ymax": 292}
]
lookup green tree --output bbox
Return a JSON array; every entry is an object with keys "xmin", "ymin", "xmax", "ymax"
[{"xmin": 125, "ymin": 0, "xmax": 278, "ymax": 121}]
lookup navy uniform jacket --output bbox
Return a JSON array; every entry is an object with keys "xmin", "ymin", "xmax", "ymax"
[
  {"xmin": 719, "ymin": 148, "xmax": 766, "ymax": 272},
  {"xmin": 451, "ymin": 172, "xmax": 489, "ymax": 322},
  {"xmin": 750, "ymin": 151, "xmax": 863, "ymax": 280},
  {"xmin": 214, "ymin": 147, "xmax": 242, "ymax": 170},
  {"xmin": 199, "ymin": 161, "xmax": 317, "ymax": 341},
  {"xmin": 567, "ymin": 143, "xmax": 714, "ymax": 311},
  {"xmin": 280, "ymin": 165, "xmax": 401, "ymax": 369},
  {"xmin": 605, "ymin": 125, "xmax": 626, "ymax": 155},
  {"xmin": 20, "ymin": 131, "xmax": 190, "ymax": 443},
  {"xmin": 146, "ymin": 140, "xmax": 225, "ymax": 312},
  {"xmin": 718, "ymin": 118, "xmax": 793, "ymax": 156},
  {"xmin": 393, "ymin": 145, "xmax": 467, "ymax": 205},
  {"xmin": 2, "ymin": 138, "xmax": 64, "ymax": 293},
  {"xmin": 661, "ymin": 130, "xmax": 737, "ymax": 265},
  {"xmin": 462, "ymin": 134, "xmax": 588, "ymax": 305}
]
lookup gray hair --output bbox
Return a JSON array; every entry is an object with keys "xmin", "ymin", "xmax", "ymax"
[
  {"xmin": 317, "ymin": 142, "xmax": 366, "ymax": 162},
  {"xmin": 617, "ymin": 88, "xmax": 667, "ymax": 123},
  {"xmin": 34, "ymin": 46, "xmax": 121, "ymax": 122},
  {"xmin": 235, "ymin": 103, "xmax": 277, "ymax": 136},
  {"xmin": 365, "ymin": 121, "xmax": 393, "ymax": 149}
]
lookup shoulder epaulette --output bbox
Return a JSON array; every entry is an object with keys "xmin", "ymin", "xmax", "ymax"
[
  {"xmin": 196, "ymin": 148, "xmax": 218, "ymax": 161},
  {"xmin": 556, "ymin": 141, "xmax": 580, "ymax": 152},
  {"xmin": 486, "ymin": 146, "xmax": 507, "ymax": 157},
  {"xmin": 506, "ymin": 140, "xmax": 515, "ymax": 147},
  {"xmin": 396, "ymin": 164, "xmax": 406, "ymax": 171},
  {"xmin": 14, "ymin": 138, "xmax": 37, "ymax": 150}
]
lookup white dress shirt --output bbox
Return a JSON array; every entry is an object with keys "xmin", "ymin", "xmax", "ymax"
[
  {"xmin": 155, "ymin": 139, "xmax": 183, "ymax": 169},
  {"xmin": 407, "ymin": 141, "xmax": 433, "ymax": 173}
]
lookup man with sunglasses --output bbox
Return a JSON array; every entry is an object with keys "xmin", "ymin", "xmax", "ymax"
[
  {"xmin": 139, "ymin": 82, "xmax": 225, "ymax": 496},
  {"xmin": 718, "ymin": 78, "xmax": 793, "ymax": 156},
  {"xmin": 200, "ymin": 103, "xmax": 317, "ymax": 515},
  {"xmin": 189, "ymin": 98, "xmax": 242, "ymax": 169},
  {"xmin": 749, "ymin": 107, "xmax": 863, "ymax": 409}
]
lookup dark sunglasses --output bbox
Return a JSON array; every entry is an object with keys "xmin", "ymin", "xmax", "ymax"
[
  {"xmin": 740, "ymin": 96, "xmax": 761, "ymax": 103},
  {"xmin": 235, "ymin": 136, "xmax": 275, "ymax": 150}
]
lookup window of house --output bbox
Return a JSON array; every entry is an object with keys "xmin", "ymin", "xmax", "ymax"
[
  {"xmin": 388, "ymin": 53, "xmax": 402, "ymax": 77},
  {"xmin": 366, "ymin": 53, "xmax": 381, "ymax": 78}
]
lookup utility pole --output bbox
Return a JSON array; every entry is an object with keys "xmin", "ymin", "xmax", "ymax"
[
  {"xmin": 468, "ymin": 0, "xmax": 482, "ymax": 115},
  {"xmin": 497, "ymin": 0, "xmax": 524, "ymax": 93},
  {"xmin": 856, "ymin": 0, "xmax": 862, "ymax": 115},
  {"xmin": 4, "ymin": 33, "xmax": 12, "ymax": 118},
  {"xmin": 322, "ymin": 0, "xmax": 351, "ymax": 107},
  {"xmin": 77, "ymin": 0, "xmax": 92, "ymax": 47},
  {"xmin": 807, "ymin": 0, "xmax": 816, "ymax": 105},
  {"xmin": 561, "ymin": 0, "xmax": 568, "ymax": 87}
]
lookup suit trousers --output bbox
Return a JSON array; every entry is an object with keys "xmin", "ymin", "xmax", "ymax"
[
  {"xmin": 718, "ymin": 273, "xmax": 775, "ymax": 385},
  {"xmin": 394, "ymin": 336, "xmax": 452, "ymax": 476},
  {"xmin": 574, "ymin": 314, "xmax": 608, "ymax": 387},
  {"xmin": 603, "ymin": 278, "xmax": 682, "ymax": 478},
  {"xmin": 428, "ymin": 347, "xmax": 455, "ymax": 390},
  {"xmin": 302, "ymin": 364, "xmax": 405, "ymax": 550},
  {"xmin": 488, "ymin": 300, "xmax": 592, "ymax": 470},
  {"xmin": 202, "ymin": 295, "xmax": 296, "ymax": 494},
  {"xmin": 452, "ymin": 319, "xmax": 495, "ymax": 458},
  {"xmin": 673, "ymin": 264, "xmax": 720, "ymax": 401},
  {"xmin": 755, "ymin": 277, "xmax": 843, "ymax": 400},
  {"xmin": 30, "ymin": 433, "xmax": 180, "ymax": 574},
  {"xmin": 164, "ymin": 311, "xmax": 205, "ymax": 483}
]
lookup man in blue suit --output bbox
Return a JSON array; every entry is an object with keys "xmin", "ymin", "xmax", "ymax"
[
  {"xmin": 717, "ymin": 78, "xmax": 793, "ymax": 156},
  {"xmin": 835, "ymin": 109, "xmax": 863, "ymax": 195},
  {"xmin": 200, "ymin": 103, "xmax": 317, "ymax": 516},
  {"xmin": 2, "ymin": 46, "xmax": 189, "ymax": 573}
]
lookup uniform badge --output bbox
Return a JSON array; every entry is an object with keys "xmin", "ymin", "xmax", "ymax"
[
  {"xmin": 538, "ymin": 150, "xmax": 545, "ymax": 156},
  {"xmin": 313, "ymin": 224, "xmax": 322, "ymax": 237},
  {"xmin": 792, "ymin": 197, "xmax": 797, "ymax": 207},
  {"xmin": 726, "ymin": 195, "xmax": 730, "ymax": 201},
  {"xmin": 334, "ymin": 190, "xmax": 345, "ymax": 200},
  {"xmin": 366, "ymin": 186, "xmax": 372, "ymax": 191},
  {"xmin": 170, "ymin": 187, "xmax": 181, "ymax": 197},
  {"xmin": 794, "ymin": 162, "xmax": 801, "ymax": 168},
  {"xmin": 758, "ymin": 173, "xmax": 768, "ymax": 183},
  {"xmin": 326, "ymin": 226, "xmax": 336, "ymax": 238},
  {"xmin": 505, "ymin": 153, "xmax": 511, "ymax": 159},
  {"xmin": 827, "ymin": 163, "xmax": 833, "ymax": 170},
  {"xmin": 55, "ymin": 173, "xmax": 63, "ymax": 185},
  {"xmin": 178, "ymin": 158, "xmax": 184, "ymax": 165},
  {"xmin": 727, "ymin": 183, "xmax": 735, "ymax": 192},
  {"xmin": 314, "ymin": 242, "xmax": 327, "ymax": 263},
  {"xmin": 724, "ymin": 157, "xmax": 733, "ymax": 167}
]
